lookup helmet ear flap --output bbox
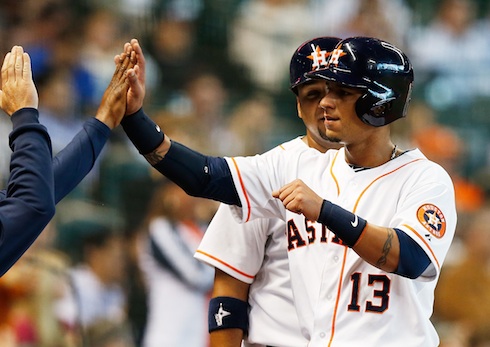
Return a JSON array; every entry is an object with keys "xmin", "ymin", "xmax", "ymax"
[{"xmin": 355, "ymin": 92, "xmax": 394, "ymax": 127}]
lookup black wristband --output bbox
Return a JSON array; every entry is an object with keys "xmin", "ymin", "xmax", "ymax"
[
  {"xmin": 317, "ymin": 200, "xmax": 367, "ymax": 247},
  {"xmin": 208, "ymin": 296, "xmax": 249, "ymax": 334},
  {"xmin": 121, "ymin": 108, "xmax": 164, "ymax": 154}
]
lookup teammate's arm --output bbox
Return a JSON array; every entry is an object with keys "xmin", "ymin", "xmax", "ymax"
[
  {"xmin": 209, "ymin": 269, "xmax": 250, "ymax": 347},
  {"xmin": 52, "ymin": 51, "xmax": 133, "ymax": 202},
  {"xmin": 0, "ymin": 47, "xmax": 134, "ymax": 277},
  {"xmin": 0, "ymin": 46, "xmax": 55, "ymax": 276}
]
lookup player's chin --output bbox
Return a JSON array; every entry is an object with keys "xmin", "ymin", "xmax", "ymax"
[
  {"xmin": 316, "ymin": 128, "xmax": 334, "ymax": 143},
  {"xmin": 324, "ymin": 129, "xmax": 341, "ymax": 143}
]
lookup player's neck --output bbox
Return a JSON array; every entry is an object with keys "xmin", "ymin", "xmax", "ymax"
[{"xmin": 345, "ymin": 142, "xmax": 399, "ymax": 169}]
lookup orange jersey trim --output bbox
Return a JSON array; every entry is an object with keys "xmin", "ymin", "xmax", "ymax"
[
  {"xmin": 195, "ymin": 250, "xmax": 255, "ymax": 280},
  {"xmin": 353, "ymin": 159, "xmax": 424, "ymax": 212},
  {"xmin": 330, "ymin": 151, "xmax": 341, "ymax": 196},
  {"xmin": 230, "ymin": 157, "xmax": 252, "ymax": 222},
  {"xmin": 328, "ymin": 246, "xmax": 349, "ymax": 347},
  {"xmin": 327, "ymin": 157, "xmax": 425, "ymax": 344},
  {"xmin": 402, "ymin": 224, "xmax": 441, "ymax": 270}
]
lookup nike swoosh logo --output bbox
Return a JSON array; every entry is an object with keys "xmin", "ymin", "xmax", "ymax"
[{"xmin": 351, "ymin": 215, "xmax": 358, "ymax": 228}]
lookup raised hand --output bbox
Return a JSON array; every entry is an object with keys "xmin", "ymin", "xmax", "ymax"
[
  {"xmin": 0, "ymin": 46, "xmax": 38, "ymax": 116},
  {"xmin": 115, "ymin": 38, "xmax": 146, "ymax": 116},
  {"xmin": 95, "ymin": 51, "xmax": 134, "ymax": 129}
]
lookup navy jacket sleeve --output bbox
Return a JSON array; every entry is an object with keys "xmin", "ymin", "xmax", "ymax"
[
  {"xmin": 52, "ymin": 118, "xmax": 110, "ymax": 203},
  {"xmin": 0, "ymin": 108, "xmax": 56, "ymax": 276}
]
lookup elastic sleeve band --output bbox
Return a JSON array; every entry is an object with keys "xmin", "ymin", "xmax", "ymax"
[
  {"xmin": 10, "ymin": 107, "xmax": 39, "ymax": 129},
  {"xmin": 208, "ymin": 296, "xmax": 249, "ymax": 334},
  {"xmin": 121, "ymin": 108, "xmax": 164, "ymax": 154},
  {"xmin": 317, "ymin": 200, "xmax": 367, "ymax": 247},
  {"xmin": 9, "ymin": 108, "xmax": 50, "ymax": 147}
]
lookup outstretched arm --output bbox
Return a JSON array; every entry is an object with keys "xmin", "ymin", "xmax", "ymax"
[
  {"xmin": 52, "ymin": 51, "xmax": 134, "ymax": 202},
  {"xmin": 122, "ymin": 110, "xmax": 240, "ymax": 205},
  {"xmin": 118, "ymin": 39, "xmax": 240, "ymax": 205},
  {"xmin": 0, "ymin": 46, "xmax": 55, "ymax": 276}
]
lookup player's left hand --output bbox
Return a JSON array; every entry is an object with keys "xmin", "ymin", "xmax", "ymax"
[
  {"xmin": 272, "ymin": 179, "xmax": 324, "ymax": 221},
  {"xmin": 95, "ymin": 51, "xmax": 133, "ymax": 129}
]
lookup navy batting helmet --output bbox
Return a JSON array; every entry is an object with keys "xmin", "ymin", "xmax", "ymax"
[
  {"xmin": 289, "ymin": 36, "xmax": 341, "ymax": 94},
  {"xmin": 306, "ymin": 37, "xmax": 414, "ymax": 126}
]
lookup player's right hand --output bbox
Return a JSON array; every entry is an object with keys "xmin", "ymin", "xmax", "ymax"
[
  {"xmin": 272, "ymin": 179, "xmax": 324, "ymax": 222},
  {"xmin": 115, "ymin": 38, "xmax": 146, "ymax": 116},
  {"xmin": 0, "ymin": 46, "xmax": 38, "ymax": 116}
]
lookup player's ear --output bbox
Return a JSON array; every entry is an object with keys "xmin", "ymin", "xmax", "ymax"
[{"xmin": 296, "ymin": 98, "xmax": 303, "ymax": 120}]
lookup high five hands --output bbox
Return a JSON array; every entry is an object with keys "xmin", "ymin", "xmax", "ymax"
[
  {"xmin": 114, "ymin": 38, "xmax": 146, "ymax": 117},
  {"xmin": 95, "ymin": 47, "xmax": 136, "ymax": 129}
]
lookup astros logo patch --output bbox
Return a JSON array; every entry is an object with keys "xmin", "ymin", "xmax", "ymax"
[{"xmin": 416, "ymin": 204, "xmax": 446, "ymax": 238}]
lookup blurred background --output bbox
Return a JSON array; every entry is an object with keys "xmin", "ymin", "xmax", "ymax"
[{"xmin": 0, "ymin": 0, "xmax": 490, "ymax": 346}]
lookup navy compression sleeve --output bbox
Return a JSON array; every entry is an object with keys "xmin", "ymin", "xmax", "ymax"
[
  {"xmin": 154, "ymin": 142, "xmax": 240, "ymax": 206},
  {"xmin": 121, "ymin": 108, "xmax": 240, "ymax": 206},
  {"xmin": 52, "ymin": 118, "xmax": 110, "ymax": 203},
  {"xmin": 0, "ymin": 108, "xmax": 55, "ymax": 276},
  {"xmin": 394, "ymin": 228, "xmax": 431, "ymax": 279}
]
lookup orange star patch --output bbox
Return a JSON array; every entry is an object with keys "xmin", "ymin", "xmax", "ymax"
[
  {"xmin": 307, "ymin": 45, "xmax": 331, "ymax": 71},
  {"xmin": 328, "ymin": 48, "xmax": 347, "ymax": 66}
]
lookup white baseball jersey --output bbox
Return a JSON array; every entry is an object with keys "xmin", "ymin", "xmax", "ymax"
[
  {"xmin": 195, "ymin": 137, "xmax": 309, "ymax": 347},
  {"xmin": 224, "ymin": 146, "xmax": 457, "ymax": 347}
]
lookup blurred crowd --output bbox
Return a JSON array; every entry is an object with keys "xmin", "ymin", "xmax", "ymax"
[{"xmin": 1, "ymin": 0, "xmax": 490, "ymax": 346}]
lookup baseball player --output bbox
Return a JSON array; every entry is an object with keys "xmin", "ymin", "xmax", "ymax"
[
  {"xmin": 120, "ymin": 37, "xmax": 456, "ymax": 346},
  {"xmin": 0, "ymin": 45, "xmax": 134, "ymax": 276},
  {"xmin": 194, "ymin": 36, "xmax": 341, "ymax": 347}
]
